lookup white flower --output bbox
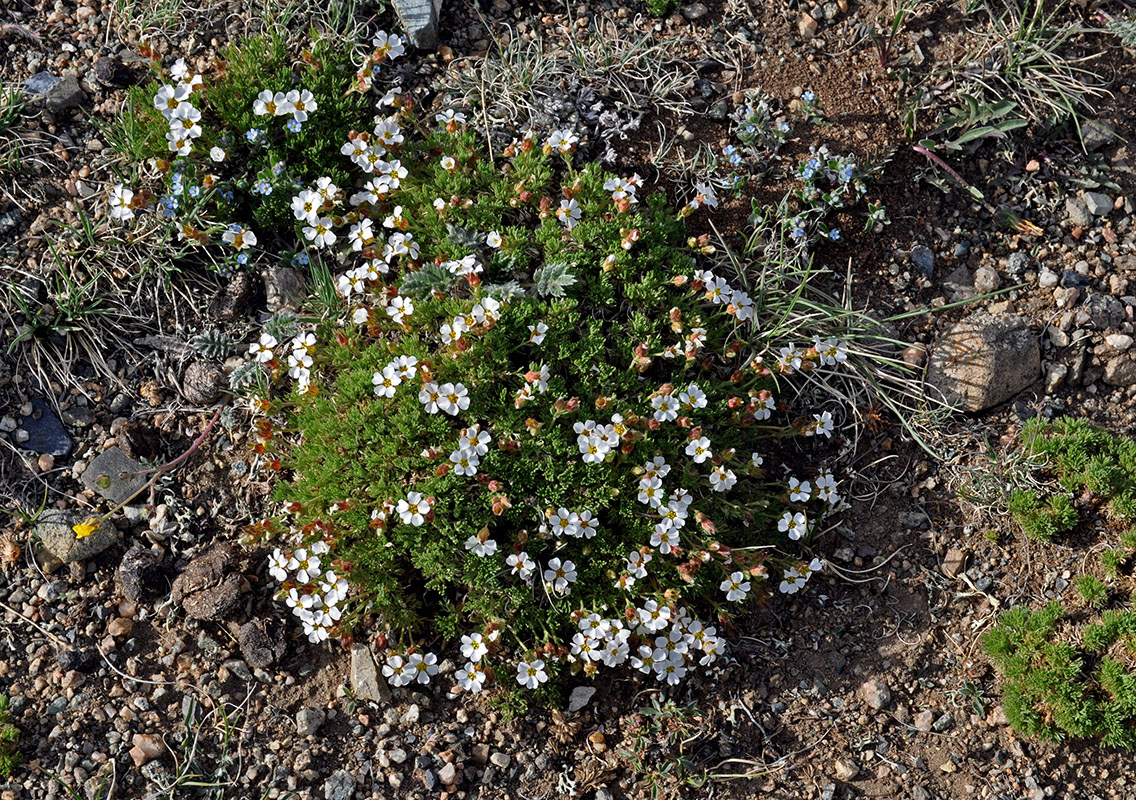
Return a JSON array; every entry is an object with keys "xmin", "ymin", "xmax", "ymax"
[
  {"xmin": 679, "ymin": 384, "xmax": 707, "ymax": 411},
  {"xmin": 788, "ymin": 477, "xmax": 812, "ymax": 502},
  {"xmin": 528, "ymin": 322, "xmax": 548, "ymax": 344},
  {"xmin": 779, "ymin": 568, "xmax": 804, "ymax": 594},
  {"xmin": 373, "ymin": 30, "xmax": 406, "ymax": 60},
  {"xmin": 753, "ymin": 393, "xmax": 776, "ymax": 420},
  {"xmin": 778, "ymin": 511, "xmax": 808, "ymax": 541},
  {"xmin": 692, "ymin": 181, "xmax": 718, "ymax": 208},
  {"xmin": 709, "ymin": 467, "xmax": 736, "ymax": 493},
  {"xmin": 547, "ymin": 129, "xmax": 578, "ymax": 153},
  {"xmin": 372, "ymin": 365, "xmax": 402, "ymax": 398},
  {"xmin": 720, "ymin": 571, "xmax": 751, "ymax": 602},
  {"xmin": 460, "ymin": 633, "xmax": 489, "ymax": 662},
  {"xmin": 815, "ymin": 471, "xmax": 840, "ymax": 505},
  {"xmin": 456, "ymin": 661, "xmax": 486, "ymax": 692},
  {"xmin": 170, "ymin": 58, "xmax": 189, "ymax": 82},
  {"xmin": 108, "ymin": 184, "xmax": 134, "ymax": 221},
  {"xmin": 386, "ymin": 295, "xmax": 414, "ymax": 324},
  {"xmin": 486, "ymin": 230, "xmax": 503, "ymax": 248},
  {"xmin": 651, "ymin": 394, "xmax": 679, "ymax": 423},
  {"xmin": 556, "ymin": 198, "xmax": 582, "ymax": 229},
  {"xmin": 302, "ymin": 217, "xmax": 336, "ymax": 248},
  {"xmin": 396, "ymin": 492, "xmax": 429, "ymax": 526},
  {"xmin": 576, "ymin": 509, "xmax": 598, "ymax": 539},
  {"xmin": 570, "ymin": 633, "xmax": 603, "ymax": 662},
  {"xmin": 506, "ymin": 551, "xmax": 536, "ymax": 579},
  {"xmin": 637, "ymin": 600, "xmax": 671, "ymax": 632},
  {"xmin": 543, "ymin": 557, "xmax": 577, "ymax": 592},
  {"xmin": 406, "ymin": 651, "xmax": 438, "ymax": 684},
  {"xmin": 435, "ymin": 109, "xmax": 467, "ymax": 127},
  {"xmin": 650, "ymin": 524, "xmax": 680, "ymax": 555},
  {"xmin": 550, "ymin": 508, "xmax": 580, "ymax": 538},
  {"xmin": 644, "ymin": 457, "xmax": 671, "ymax": 480},
  {"xmin": 286, "ymin": 88, "xmax": 317, "ymax": 121},
  {"xmin": 807, "ymin": 410, "xmax": 835, "ymax": 438},
  {"xmin": 516, "ymin": 659, "xmax": 548, "ymax": 690},
  {"xmin": 314, "ymin": 176, "xmax": 339, "ymax": 203},
  {"xmin": 291, "ymin": 190, "xmax": 321, "ymax": 223},
  {"xmin": 393, "ymin": 355, "xmax": 418, "ymax": 381},
  {"xmin": 459, "ymin": 424, "xmax": 491, "ymax": 455},
  {"xmin": 704, "ymin": 276, "xmax": 731, "ymax": 304},
  {"xmin": 627, "ymin": 550, "xmax": 652, "ymax": 579},
  {"xmin": 440, "ymin": 155, "xmax": 456, "ymax": 171},
  {"xmin": 348, "ymin": 218, "xmax": 375, "ymax": 251},
  {"xmin": 450, "ymin": 449, "xmax": 480, "ymax": 476},
  {"xmin": 465, "ymin": 535, "xmax": 497, "ymax": 557},
  {"xmin": 153, "ymin": 84, "xmax": 191, "ymax": 118},
  {"xmin": 383, "ymin": 654, "xmax": 413, "ymax": 687},
  {"xmin": 419, "ymin": 382, "xmax": 442, "ymax": 414},
  {"xmin": 437, "ymin": 382, "xmax": 469, "ymax": 416},
  {"xmin": 165, "ymin": 131, "xmax": 192, "ymax": 156},
  {"xmin": 751, "ymin": 452, "xmax": 764, "ymax": 468},
  {"xmin": 210, "ymin": 146, "xmax": 226, "ymax": 162},
  {"xmin": 685, "ymin": 436, "xmax": 712, "ymax": 464},
  {"xmin": 253, "ymin": 89, "xmax": 286, "ymax": 116},
  {"xmin": 248, "ymin": 332, "xmax": 277, "ymax": 363},
  {"xmin": 267, "ymin": 549, "xmax": 290, "ymax": 582},
  {"xmin": 813, "ymin": 336, "xmax": 848, "ymax": 366}
]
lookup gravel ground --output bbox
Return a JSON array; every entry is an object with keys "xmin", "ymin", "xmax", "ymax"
[{"xmin": 2, "ymin": 0, "xmax": 1136, "ymax": 799}]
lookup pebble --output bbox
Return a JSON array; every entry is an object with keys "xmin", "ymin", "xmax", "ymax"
[
  {"xmin": 914, "ymin": 710, "xmax": 934, "ymax": 731},
  {"xmin": 129, "ymin": 733, "xmax": 163, "ymax": 767},
  {"xmin": 107, "ymin": 617, "xmax": 134, "ymax": 638},
  {"xmin": 296, "ymin": 708, "xmax": 325, "ymax": 736},
  {"xmin": 490, "ymin": 752, "xmax": 511, "ymax": 768},
  {"xmin": 1038, "ymin": 268, "xmax": 1059, "ymax": 288},
  {"xmin": 1083, "ymin": 191, "xmax": 1112, "ymax": 216},
  {"xmin": 858, "ymin": 679, "xmax": 892, "ymax": 711},
  {"xmin": 833, "ymin": 757, "xmax": 860, "ymax": 781},
  {"xmin": 1105, "ymin": 333, "xmax": 1133, "ymax": 351},
  {"xmin": 438, "ymin": 762, "xmax": 457, "ymax": 784}
]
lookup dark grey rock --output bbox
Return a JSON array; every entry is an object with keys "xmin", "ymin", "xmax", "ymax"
[
  {"xmin": 58, "ymin": 648, "xmax": 98, "ymax": 673},
  {"xmin": 323, "ymin": 769, "xmax": 356, "ymax": 800},
  {"xmin": 37, "ymin": 508, "xmax": 117, "ymax": 563},
  {"xmin": 171, "ymin": 545, "xmax": 246, "ymax": 621},
  {"xmin": 208, "ymin": 271, "xmax": 263, "ymax": 321},
  {"xmin": 1083, "ymin": 293, "xmax": 1125, "ymax": 330},
  {"xmin": 932, "ymin": 712, "xmax": 955, "ymax": 732},
  {"xmin": 1059, "ymin": 269, "xmax": 1092, "ymax": 290},
  {"xmin": 23, "ymin": 71, "xmax": 60, "ymax": 98},
  {"xmin": 708, "ymin": 98, "xmax": 730, "ymax": 121},
  {"xmin": 45, "ymin": 74, "xmax": 85, "ymax": 112},
  {"xmin": 60, "ymin": 405, "xmax": 94, "ymax": 427},
  {"xmin": 117, "ymin": 545, "xmax": 166, "ymax": 602},
  {"xmin": 941, "ymin": 265, "xmax": 974, "ymax": 301},
  {"xmin": 1081, "ymin": 119, "xmax": 1118, "ymax": 151},
  {"xmin": 911, "ymin": 245, "xmax": 935, "ymax": 278},
  {"xmin": 17, "ymin": 397, "xmax": 73, "ymax": 456},
  {"xmin": 1104, "ymin": 355, "xmax": 1136, "ymax": 387},
  {"xmin": 926, "ymin": 311, "xmax": 1040, "ymax": 412},
  {"xmin": 1084, "ymin": 191, "xmax": 1112, "ymax": 216},
  {"xmin": 0, "ymin": 209, "xmax": 22, "ymax": 235},
  {"xmin": 81, "ymin": 447, "xmax": 149, "ymax": 505},
  {"xmin": 391, "ymin": 0, "xmax": 442, "ymax": 49},
  {"xmin": 94, "ymin": 56, "xmax": 141, "ymax": 88},
  {"xmin": 1065, "ymin": 196, "xmax": 1092, "ymax": 228}
]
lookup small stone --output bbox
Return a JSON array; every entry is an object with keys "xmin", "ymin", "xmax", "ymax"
[
  {"xmin": 323, "ymin": 769, "xmax": 356, "ymax": 800},
  {"xmin": 1081, "ymin": 119, "xmax": 1118, "ymax": 150},
  {"xmin": 681, "ymin": 2, "xmax": 708, "ymax": 20},
  {"xmin": 859, "ymin": 679, "xmax": 892, "ymax": 711},
  {"xmin": 387, "ymin": 747, "xmax": 408, "ymax": 764},
  {"xmin": 81, "ymin": 447, "xmax": 148, "ymax": 505},
  {"xmin": 910, "ymin": 245, "xmax": 935, "ymax": 278},
  {"xmin": 107, "ymin": 617, "xmax": 134, "ymax": 638},
  {"xmin": 471, "ymin": 744, "xmax": 490, "ymax": 765},
  {"xmin": 208, "ymin": 271, "xmax": 263, "ymax": 322},
  {"xmin": 1106, "ymin": 334, "xmax": 1134, "ymax": 351},
  {"xmin": 129, "ymin": 733, "xmax": 163, "ymax": 767},
  {"xmin": 1083, "ymin": 191, "xmax": 1112, "ymax": 216},
  {"xmin": 438, "ymin": 762, "xmax": 457, "ymax": 785},
  {"xmin": 489, "ymin": 752, "xmax": 511, "ymax": 768},
  {"xmin": 350, "ymin": 643, "xmax": 392, "ymax": 703},
  {"xmin": 94, "ymin": 56, "xmax": 141, "ymax": 88},
  {"xmin": 568, "ymin": 686, "xmax": 596, "ymax": 713},
  {"xmin": 902, "ymin": 344, "xmax": 927, "ymax": 368},
  {"xmin": 37, "ymin": 509, "xmax": 117, "ymax": 563},
  {"xmin": 1038, "ymin": 268, "xmax": 1060, "ymax": 288},
  {"xmin": 1065, "ymin": 197, "xmax": 1093, "ymax": 228},
  {"xmin": 296, "ymin": 708, "xmax": 326, "ymax": 736},
  {"xmin": 973, "ymin": 266, "xmax": 1000, "ymax": 294},
  {"xmin": 833, "ymin": 758, "xmax": 860, "ymax": 781},
  {"xmin": 932, "ymin": 712, "xmax": 955, "ymax": 732},
  {"xmin": 942, "ymin": 548, "xmax": 967, "ymax": 578},
  {"xmin": 913, "ymin": 710, "xmax": 934, "ymax": 731},
  {"xmin": 1045, "ymin": 363, "xmax": 1067, "ymax": 394},
  {"xmin": 1104, "ymin": 355, "xmax": 1136, "ymax": 387},
  {"xmin": 38, "ymin": 453, "xmax": 55, "ymax": 472},
  {"xmin": 798, "ymin": 11, "xmax": 818, "ymax": 37},
  {"xmin": 23, "ymin": 71, "xmax": 61, "ymax": 99},
  {"xmin": 1006, "ymin": 251, "xmax": 1030, "ymax": 278},
  {"xmin": 45, "ymin": 74, "xmax": 85, "ymax": 112}
]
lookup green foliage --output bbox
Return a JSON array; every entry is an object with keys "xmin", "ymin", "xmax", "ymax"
[
  {"xmin": 645, "ymin": 0, "xmax": 680, "ymax": 16},
  {"xmin": 1008, "ymin": 489, "xmax": 1077, "ymax": 541},
  {"xmin": 621, "ymin": 698, "xmax": 709, "ymax": 799},
  {"xmin": 532, "ymin": 261, "xmax": 578, "ymax": 298},
  {"xmin": 0, "ymin": 695, "xmax": 20, "ymax": 778},
  {"xmin": 191, "ymin": 328, "xmax": 236, "ymax": 360},
  {"xmin": 1076, "ymin": 575, "xmax": 1108, "ymax": 609}
]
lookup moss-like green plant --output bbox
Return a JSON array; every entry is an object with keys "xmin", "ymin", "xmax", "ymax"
[
  {"xmin": 1076, "ymin": 575, "xmax": 1108, "ymax": 609},
  {"xmin": 0, "ymin": 695, "xmax": 20, "ymax": 778},
  {"xmin": 1008, "ymin": 488, "xmax": 1077, "ymax": 541}
]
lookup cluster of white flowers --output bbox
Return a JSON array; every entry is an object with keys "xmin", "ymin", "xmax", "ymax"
[
  {"xmin": 355, "ymin": 31, "xmax": 406, "ymax": 92},
  {"xmin": 154, "ymin": 58, "xmax": 205, "ymax": 157},
  {"xmin": 382, "ymin": 650, "xmax": 438, "ymax": 687},
  {"xmin": 268, "ymin": 540, "xmax": 348, "ymax": 643},
  {"xmin": 779, "ymin": 556, "xmax": 826, "ymax": 595}
]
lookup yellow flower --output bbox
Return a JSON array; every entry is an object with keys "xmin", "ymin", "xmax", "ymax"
[{"xmin": 73, "ymin": 518, "xmax": 100, "ymax": 539}]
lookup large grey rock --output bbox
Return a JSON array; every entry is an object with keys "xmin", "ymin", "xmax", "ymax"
[
  {"xmin": 117, "ymin": 544, "xmax": 166, "ymax": 602},
  {"xmin": 1082, "ymin": 293, "xmax": 1125, "ymax": 331},
  {"xmin": 567, "ymin": 686, "xmax": 596, "ymax": 713},
  {"xmin": 238, "ymin": 617, "xmax": 287, "ymax": 669},
  {"xmin": 1065, "ymin": 196, "xmax": 1092, "ymax": 228},
  {"xmin": 23, "ymin": 71, "xmax": 60, "ymax": 98},
  {"xmin": 37, "ymin": 508, "xmax": 117, "ymax": 563},
  {"xmin": 926, "ymin": 311, "xmax": 1040, "ymax": 412},
  {"xmin": 82, "ymin": 446, "xmax": 149, "ymax": 505},
  {"xmin": 262, "ymin": 267, "xmax": 307, "ymax": 312},
  {"xmin": 1081, "ymin": 119, "xmax": 1118, "ymax": 150},
  {"xmin": 323, "ymin": 769, "xmax": 356, "ymax": 800},
  {"xmin": 392, "ymin": 0, "xmax": 443, "ymax": 49},
  {"xmin": 1104, "ymin": 355, "xmax": 1136, "ymax": 387},
  {"xmin": 350, "ymin": 643, "xmax": 392, "ymax": 703}
]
